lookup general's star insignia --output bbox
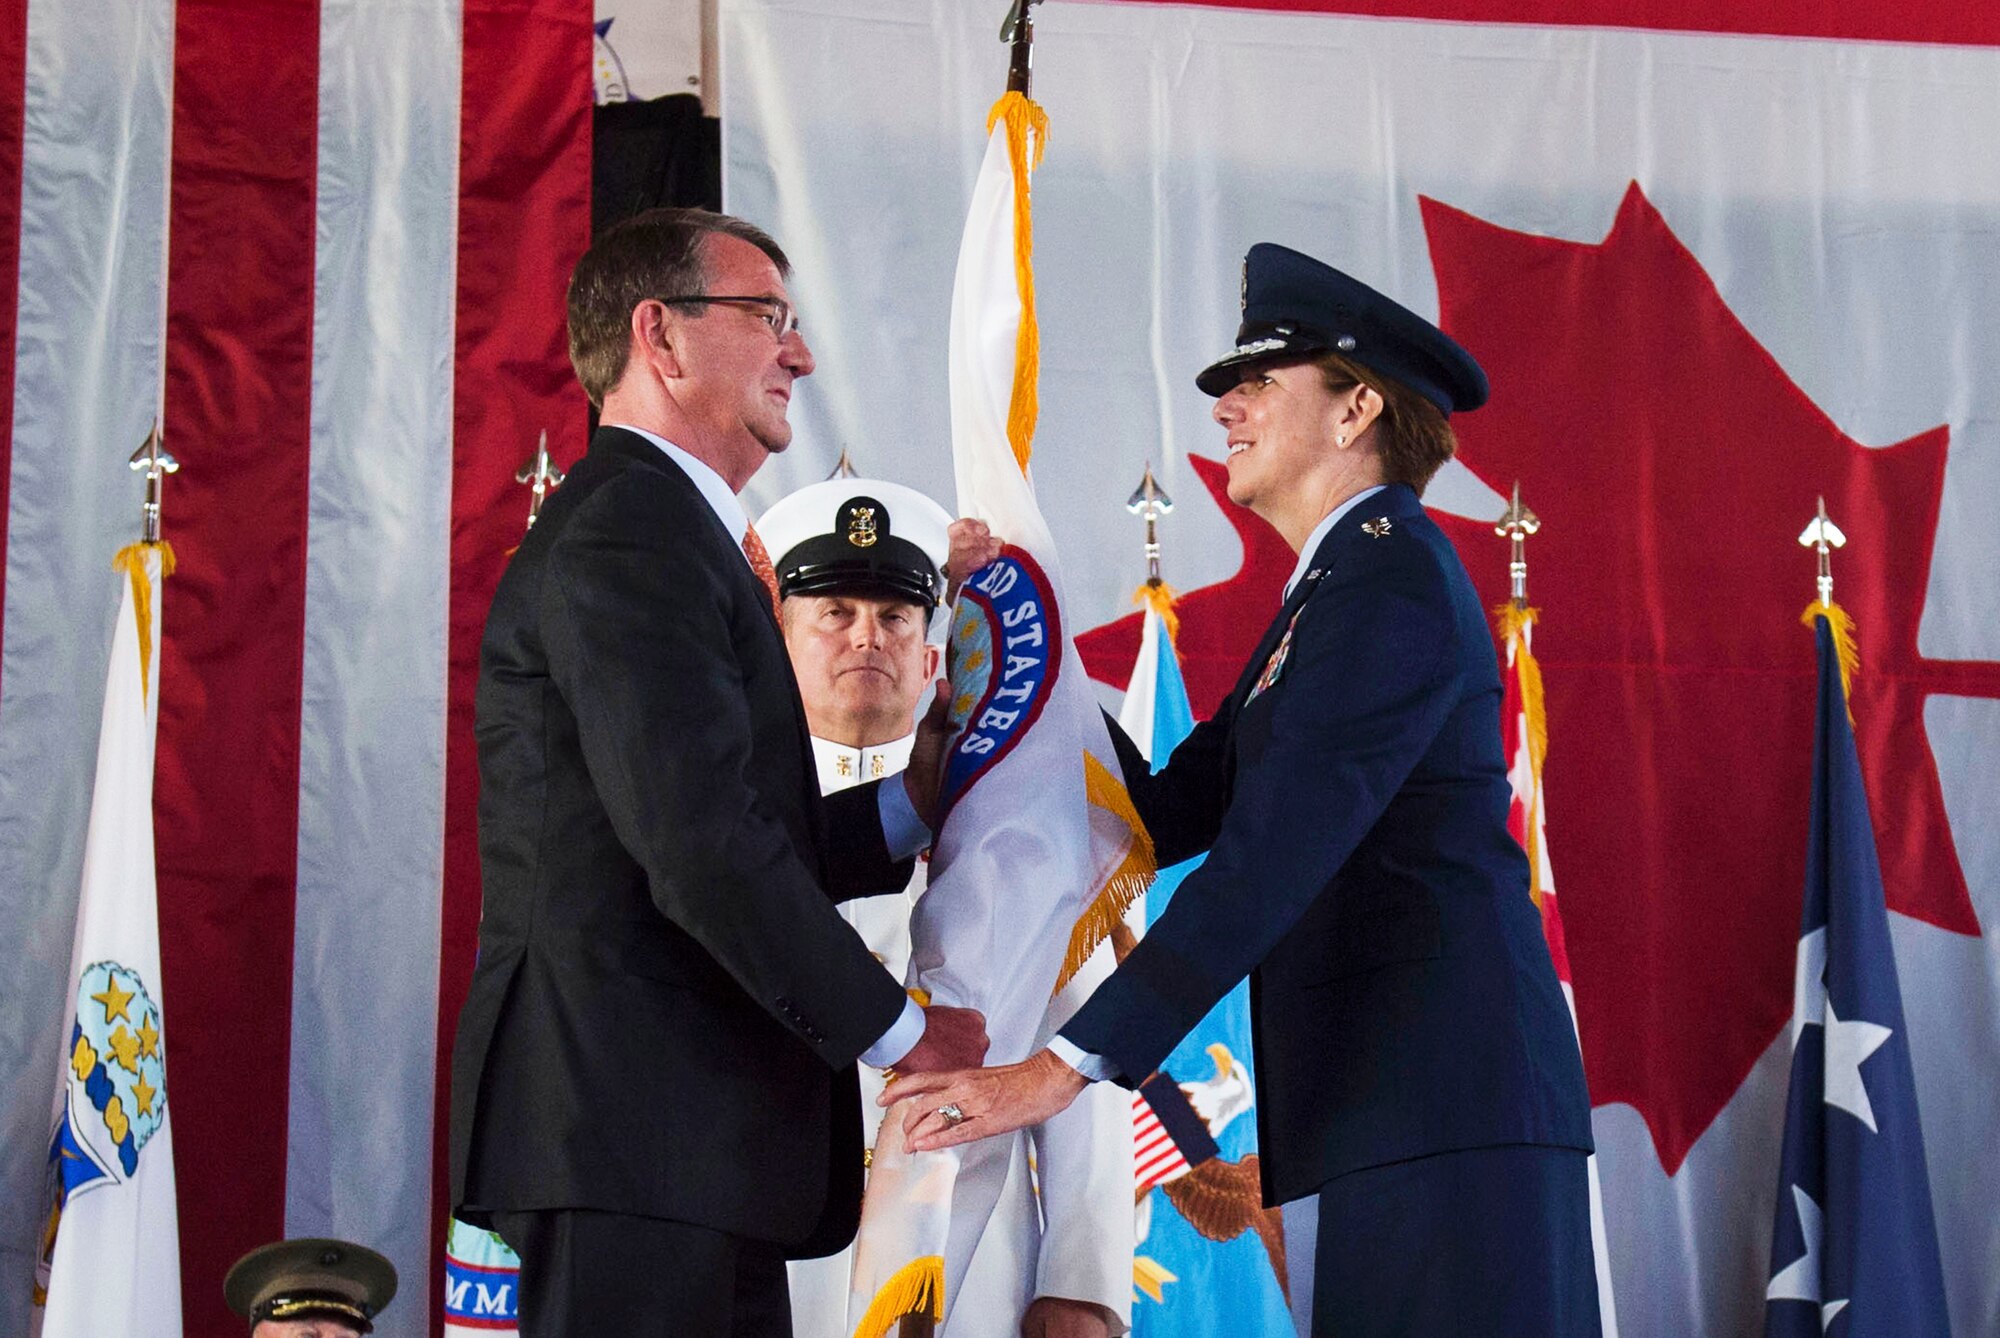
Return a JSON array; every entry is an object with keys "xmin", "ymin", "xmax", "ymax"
[{"xmin": 1361, "ymin": 516, "xmax": 1393, "ymax": 538}]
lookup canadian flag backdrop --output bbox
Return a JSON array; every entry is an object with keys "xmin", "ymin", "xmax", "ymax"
[
  {"xmin": 2, "ymin": 1, "xmax": 1997, "ymax": 1336},
  {"xmin": 724, "ymin": 1, "xmax": 2000, "ymax": 1334}
]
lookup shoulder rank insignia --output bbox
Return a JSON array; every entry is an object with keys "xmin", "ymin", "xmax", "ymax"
[{"xmin": 1361, "ymin": 516, "xmax": 1393, "ymax": 538}]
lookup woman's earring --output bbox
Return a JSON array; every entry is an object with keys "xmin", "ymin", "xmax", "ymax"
[{"xmin": 1336, "ymin": 433, "xmax": 1346, "ymax": 447}]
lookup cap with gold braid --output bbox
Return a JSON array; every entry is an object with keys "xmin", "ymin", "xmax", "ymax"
[{"xmin": 224, "ymin": 1238, "xmax": 397, "ymax": 1334}]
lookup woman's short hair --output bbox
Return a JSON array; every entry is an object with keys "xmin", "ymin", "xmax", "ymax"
[
  {"xmin": 1312, "ymin": 350, "xmax": 1459, "ymax": 495},
  {"xmin": 566, "ymin": 208, "xmax": 790, "ymax": 409}
]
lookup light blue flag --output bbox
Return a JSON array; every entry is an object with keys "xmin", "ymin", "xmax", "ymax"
[{"xmin": 1120, "ymin": 601, "xmax": 1292, "ymax": 1335}]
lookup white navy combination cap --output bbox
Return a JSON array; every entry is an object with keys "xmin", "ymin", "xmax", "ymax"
[{"xmin": 757, "ymin": 478, "xmax": 953, "ymax": 613}]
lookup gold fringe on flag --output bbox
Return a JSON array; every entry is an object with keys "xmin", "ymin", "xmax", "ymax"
[
  {"xmin": 985, "ymin": 91, "xmax": 1048, "ymax": 476},
  {"xmin": 850, "ymin": 1254, "xmax": 944, "ymax": 1338},
  {"xmin": 1052, "ymin": 753, "xmax": 1159, "ymax": 995},
  {"xmin": 113, "ymin": 541, "xmax": 176, "ymax": 704},
  {"xmin": 1133, "ymin": 580, "xmax": 1181, "ymax": 644},
  {"xmin": 1801, "ymin": 599, "xmax": 1859, "ymax": 725}
]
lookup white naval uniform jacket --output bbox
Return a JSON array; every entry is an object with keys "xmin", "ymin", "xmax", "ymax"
[{"xmin": 787, "ymin": 734, "xmax": 1134, "ymax": 1337}]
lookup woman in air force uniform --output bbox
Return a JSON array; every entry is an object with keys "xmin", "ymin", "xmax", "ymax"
[{"xmin": 891, "ymin": 242, "xmax": 1599, "ymax": 1338}]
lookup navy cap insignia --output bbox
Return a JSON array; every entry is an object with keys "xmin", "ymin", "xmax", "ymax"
[
  {"xmin": 845, "ymin": 504, "xmax": 878, "ymax": 548},
  {"xmin": 1361, "ymin": 516, "xmax": 1393, "ymax": 538}
]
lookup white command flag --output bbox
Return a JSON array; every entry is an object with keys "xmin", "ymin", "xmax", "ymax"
[
  {"xmin": 33, "ymin": 542, "xmax": 182, "ymax": 1337},
  {"xmin": 845, "ymin": 90, "xmax": 1151, "ymax": 1337}
]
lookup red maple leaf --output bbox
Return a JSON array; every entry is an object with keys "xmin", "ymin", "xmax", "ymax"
[
  {"xmin": 1078, "ymin": 454, "xmax": 1294, "ymax": 717},
  {"xmin": 1078, "ymin": 183, "xmax": 2000, "ymax": 1174},
  {"xmin": 1425, "ymin": 182, "xmax": 2000, "ymax": 1171}
]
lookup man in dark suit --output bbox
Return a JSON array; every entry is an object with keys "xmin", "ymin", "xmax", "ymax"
[
  {"xmin": 892, "ymin": 245, "xmax": 1598, "ymax": 1336},
  {"xmin": 449, "ymin": 208, "xmax": 986, "ymax": 1337}
]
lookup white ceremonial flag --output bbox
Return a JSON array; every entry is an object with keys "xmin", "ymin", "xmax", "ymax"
[
  {"xmin": 33, "ymin": 542, "xmax": 181, "ymax": 1338},
  {"xmin": 844, "ymin": 86, "xmax": 1149, "ymax": 1337}
]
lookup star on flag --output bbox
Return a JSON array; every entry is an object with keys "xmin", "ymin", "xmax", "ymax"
[
  {"xmin": 1766, "ymin": 1186, "xmax": 1851, "ymax": 1331},
  {"xmin": 1790, "ymin": 927, "xmax": 1894, "ymax": 1133}
]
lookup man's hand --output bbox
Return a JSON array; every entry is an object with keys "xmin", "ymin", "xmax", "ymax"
[
  {"xmin": 902, "ymin": 679, "xmax": 952, "ymax": 829},
  {"xmin": 881, "ymin": 1048, "xmax": 1089, "ymax": 1152},
  {"xmin": 893, "ymin": 1003, "xmax": 989, "ymax": 1074},
  {"xmin": 944, "ymin": 518, "xmax": 1004, "ymax": 602},
  {"xmin": 1021, "ymin": 1297, "xmax": 1117, "ymax": 1338}
]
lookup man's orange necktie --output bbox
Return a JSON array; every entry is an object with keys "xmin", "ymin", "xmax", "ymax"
[{"xmin": 741, "ymin": 523, "xmax": 782, "ymax": 625}]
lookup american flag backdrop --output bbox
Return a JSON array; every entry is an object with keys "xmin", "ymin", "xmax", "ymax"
[
  {"xmin": 0, "ymin": 2, "xmax": 592, "ymax": 1335},
  {"xmin": 9, "ymin": 1, "xmax": 2000, "ymax": 1336}
]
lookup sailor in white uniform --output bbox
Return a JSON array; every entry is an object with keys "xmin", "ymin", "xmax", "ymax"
[{"xmin": 762, "ymin": 478, "xmax": 1130, "ymax": 1338}]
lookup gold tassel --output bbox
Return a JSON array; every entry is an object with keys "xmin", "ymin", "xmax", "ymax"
[
  {"xmin": 850, "ymin": 1255, "xmax": 944, "ymax": 1338},
  {"xmin": 1801, "ymin": 600, "xmax": 1859, "ymax": 726},
  {"xmin": 1133, "ymin": 580, "xmax": 1182, "ymax": 644},
  {"xmin": 113, "ymin": 541, "xmax": 177, "ymax": 705},
  {"xmin": 1052, "ymin": 754, "xmax": 1159, "ymax": 995},
  {"xmin": 986, "ymin": 91, "xmax": 1048, "ymax": 476}
]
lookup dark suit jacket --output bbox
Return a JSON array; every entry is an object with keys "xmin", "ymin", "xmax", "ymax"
[
  {"xmin": 1063, "ymin": 483, "xmax": 1592, "ymax": 1205},
  {"xmin": 450, "ymin": 427, "xmax": 913, "ymax": 1255}
]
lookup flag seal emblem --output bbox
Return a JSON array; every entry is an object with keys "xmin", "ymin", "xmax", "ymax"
[
  {"xmin": 55, "ymin": 961, "xmax": 168, "ymax": 1194},
  {"xmin": 939, "ymin": 546, "xmax": 1063, "ymax": 818}
]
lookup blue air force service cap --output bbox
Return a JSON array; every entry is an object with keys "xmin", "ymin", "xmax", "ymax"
[
  {"xmin": 1195, "ymin": 242, "xmax": 1489, "ymax": 415},
  {"xmin": 757, "ymin": 478, "xmax": 953, "ymax": 614}
]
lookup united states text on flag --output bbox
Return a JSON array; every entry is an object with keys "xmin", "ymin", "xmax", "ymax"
[{"xmin": 842, "ymin": 71, "xmax": 1146, "ymax": 1337}]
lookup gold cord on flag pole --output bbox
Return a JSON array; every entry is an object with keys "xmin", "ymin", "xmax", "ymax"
[
  {"xmin": 992, "ymin": 0, "xmax": 1047, "ymax": 475},
  {"xmin": 515, "ymin": 428, "xmax": 564, "ymax": 531},
  {"xmin": 1125, "ymin": 463, "xmax": 1180, "ymax": 639},
  {"xmin": 1798, "ymin": 495, "xmax": 1858, "ymax": 716},
  {"xmin": 122, "ymin": 423, "xmax": 179, "ymax": 700}
]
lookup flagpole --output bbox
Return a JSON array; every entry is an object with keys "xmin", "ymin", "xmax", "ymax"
[
  {"xmin": 128, "ymin": 423, "xmax": 179, "ymax": 544},
  {"xmin": 1125, "ymin": 463, "xmax": 1174, "ymax": 590},
  {"xmin": 1494, "ymin": 480, "xmax": 1538, "ymax": 609},
  {"xmin": 1002, "ymin": 0, "xmax": 1040, "ymax": 95},
  {"xmin": 1797, "ymin": 495, "xmax": 1845, "ymax": 609},
  {"xmin": 514, "ymin": 428, "xmax": 564, "ymax": 531}
]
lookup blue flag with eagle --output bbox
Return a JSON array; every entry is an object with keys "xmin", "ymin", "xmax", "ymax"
[
  {"xmin": 1762, "ymin": 605, "xmax": 1949, "ymax": 1337},
  {"xmin": 1118, "ymin": 590, "xmax": 1292, "ymax": 1335}
]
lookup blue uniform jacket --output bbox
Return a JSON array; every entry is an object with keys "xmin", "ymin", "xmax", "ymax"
[{"xmin": 1063, "ymin": 483, "xmax": 1592, "ymax": 1205}]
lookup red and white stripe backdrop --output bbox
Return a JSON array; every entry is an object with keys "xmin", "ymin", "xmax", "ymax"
[{"xmin": 0, "ymin": 3, "xmax": 591, "ymax": 1335}]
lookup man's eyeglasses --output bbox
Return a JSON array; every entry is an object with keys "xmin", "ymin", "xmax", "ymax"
[{"xmin": 657, "ymin": 294, "xmax": 798, "ymax": 340}]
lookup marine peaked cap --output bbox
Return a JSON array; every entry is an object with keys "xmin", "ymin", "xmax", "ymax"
[
  {"xmin": 224, "ymin": 1237, "xmax": 398, "ymax": 1333},
  {"xmin": 757, "ymin": 477, "xmax": 953, "ymax": 613},
  {"xmin": 1195, "ymin": 242, "xmax": 1489, "ymax": 415}
]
